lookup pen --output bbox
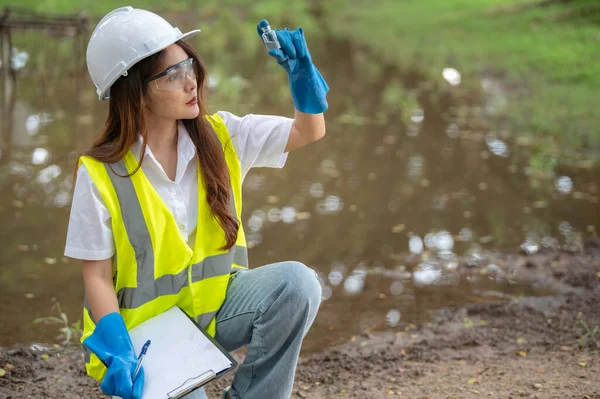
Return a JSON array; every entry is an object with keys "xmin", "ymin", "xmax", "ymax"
[{"xmin": 132, "ymin": 339, "xmax": 151, "ymax": 381}]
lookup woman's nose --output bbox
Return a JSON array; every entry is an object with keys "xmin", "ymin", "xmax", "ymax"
[{"xmin": 184, "ymin": 72, "xmax": 197, "ymax": 91}]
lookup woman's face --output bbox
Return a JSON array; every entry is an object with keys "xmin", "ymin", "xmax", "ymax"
[{"xmin": 144, "ymin": 44, "xmax": 199, "ymax": 121}]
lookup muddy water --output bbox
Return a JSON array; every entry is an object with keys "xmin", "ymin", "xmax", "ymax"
[{"xmin": 0, "ymin": 29, "xmax": 597, "ymax": 350}]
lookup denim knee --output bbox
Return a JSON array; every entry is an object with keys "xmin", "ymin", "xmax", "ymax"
[{"xmin": 279, "ymin": 261, "xmax": 322, "ymax": 316}]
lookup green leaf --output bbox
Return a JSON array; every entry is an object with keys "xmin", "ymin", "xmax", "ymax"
[{"xmin": 34, "ymin": 317, "xmax": 62, "ymax": 324}]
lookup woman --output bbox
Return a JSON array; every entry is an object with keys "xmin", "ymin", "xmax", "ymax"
[{"xmin": 64, "ymin": 6, "xmax": 328, "ymax": 399}]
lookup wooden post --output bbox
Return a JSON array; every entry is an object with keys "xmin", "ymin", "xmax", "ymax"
[
  {"xmin": 72, "ymin": 24, "xmax": 80, "ymax": 73},
  {"xmin": 79, "ymin": 14, "xmax": 88, "ymax": 74},
  {"xmin": 0, "ymin": 9, "xmax": 10, "ymax": 79},
  {"xmin": 0, "ymin": 25, "xmax": 6, "ymax": 164},
  {"xmin": 0, "ymin": 20, "xmax": 14, "ymax": 164}
]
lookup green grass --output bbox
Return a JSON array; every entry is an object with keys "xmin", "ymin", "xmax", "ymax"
[
  {"xmin": 3, "ymin": 0, "xmax": 193, "ymax": 15},
  {"xmin": 324, "ymin": 0, "xmax": 599, "ymax": 82},
  {"xmin": 4, "ymin": 0, "xmax": 600, "ymax": 154},
  {"xmin": 322, "ymin": 0, "xmax": 600, "ymax": 152}
]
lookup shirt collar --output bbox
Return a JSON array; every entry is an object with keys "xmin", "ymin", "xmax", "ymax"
[
  {"xmin": 130, "ymin": 121, "xmax": 197, "ymax": 165},
  {"xmin": 176, "ymin": 121, "xmax": 196, "ymax": 164}
]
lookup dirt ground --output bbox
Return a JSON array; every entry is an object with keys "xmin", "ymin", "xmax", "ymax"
[{"xmin": 1, "ymin": 240, "xmax": 599, "ymax": 399}]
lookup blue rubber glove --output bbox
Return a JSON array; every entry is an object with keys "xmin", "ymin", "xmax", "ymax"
[
  {"xmin": 83, "ymin": 313, "xmax": 144, "ymax": 399},
  {"xmin": 257, "ymin": 23, "xmax": 329, "ymax": 114}
]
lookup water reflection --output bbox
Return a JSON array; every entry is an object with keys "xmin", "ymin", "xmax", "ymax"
[
  {"xmin": 0, "ymin": 17, "xmax": 598, "ymax": 350},
  {"xmin": 386, "ymin": 309, "xmax": 401, "ymax": 327},
  {"xmin": 442, "ymin": 67, "xmax": 461, "ymax": 86},
  {"xmin": 424, "ymin": 230, "xmax": 454, "ymax": 251},
  {"xmin": 458, "ymin": 227, "xmax": 473, "ymax": 242},
  {"xmin": 37, "ymin": 164, "xmax": 61, "ymax": 184},
  {"xmin": 485, "ymin": 134, "xmax": 509, "ymax": 158},
  {"xmin": 316, "ymin": 195, "xmax": 343, "ymax": 215},
  {"xmin": 390, "ymin": 280, "xmax": 404, "ymax": 295},
  {"xmin": 556, "ymin": 176, "xmax": 573, "ymax": 194},
  {"xmin": 26, "ymin": 113, "xmax": 53, "ymax": 135},
  {"xmin": 327, "ymin": 266, "xmax": 344, "ymax": 286},
  {"xmin": 409, "ymin": 235, "xmax": 424, "ymax": 254},
  {"xmin": 410, "ymin": 109, "xmax": 424, "ymax": 124},
  {"xmin": 247, "ymin": 210, "xmax": 264, "ymax": 232},
  {"xmin": 308, "ymin": 182, "xmax": 324, "ymax": 198},
  {"xmin": 343, "ymin": 267, "xmax": 366, "ymax": 295},
  {"xmin": 413, "ymin": 261, "xmax": 443, "ymax": 286},
  {"xmin": 407, "ymin": 155, "xmax": 424, "ymax": 180},
  {"xmin": 446, "ymin": 122, "xmax": 460, "ymax": 139},
  {"xmin": 31, "ymin": 148, "xmax": 49, "ymax": 165},
  {"xmin": 11, "ymin": 48, "xmax": 29, "ymax": 70}
]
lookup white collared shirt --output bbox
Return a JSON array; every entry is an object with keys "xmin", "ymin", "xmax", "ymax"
[{"xmin": 64, "ymin": 111, "xmax": 292, "ymax": 260}]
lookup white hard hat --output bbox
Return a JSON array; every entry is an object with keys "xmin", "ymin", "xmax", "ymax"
[{"xmin": 86, "ymin": 6, "xmax": 200, "ymax": 100}]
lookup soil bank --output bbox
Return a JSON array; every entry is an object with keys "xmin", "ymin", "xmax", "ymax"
[{"xmin": 1, "ymin": 241, "xmax": 599, "ymax": 399}]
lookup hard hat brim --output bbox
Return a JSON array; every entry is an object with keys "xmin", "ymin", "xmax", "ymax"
[{"xmin": 99, "ymin": 29, "xmax": 201, "ymax": 100}]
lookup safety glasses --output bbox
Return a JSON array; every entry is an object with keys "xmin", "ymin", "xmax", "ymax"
[{"xmin": 145, "ymin": 58, "xmax": 196, "ymax": 92}]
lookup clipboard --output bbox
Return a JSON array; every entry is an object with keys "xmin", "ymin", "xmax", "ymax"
[
  {"xmin": 125, "ymin": 306, "xmax": 238, "ymax": 399},
  {"xmin": 165, "ymin": 319, "xmax": 238, "ymax": 398},
  {"xmin": 165, "ymin": 311, "xmax": 238, "ymax": 398}
]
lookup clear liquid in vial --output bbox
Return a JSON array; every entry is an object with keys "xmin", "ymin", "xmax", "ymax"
[{"xmin": 259, "ymin": 20, "xmax": 281, "ymax": 51}]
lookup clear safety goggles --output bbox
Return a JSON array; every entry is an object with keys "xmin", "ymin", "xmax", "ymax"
[{"xmin": 145, "ymin": 58, "xmax": 196, "ymax": 91}]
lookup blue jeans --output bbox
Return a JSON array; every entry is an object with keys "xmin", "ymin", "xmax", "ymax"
[{"xmin": 182, "ymin": 261, "xmax": 322, "ymax": 399}]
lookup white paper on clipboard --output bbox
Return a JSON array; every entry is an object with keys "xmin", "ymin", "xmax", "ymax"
[{"xmin": 113, "ymin": 306, "xmax": 233, "ymax": 399}]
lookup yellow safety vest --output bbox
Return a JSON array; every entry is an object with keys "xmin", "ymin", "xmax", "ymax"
[{"xmin": 79, "ymin": 113, "xmax": 247, "ymax": 380}]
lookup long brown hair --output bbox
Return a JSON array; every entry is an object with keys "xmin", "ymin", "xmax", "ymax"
[{"xmin": 80, "ymin": 40, "xmax": 238, "ymax": 251}]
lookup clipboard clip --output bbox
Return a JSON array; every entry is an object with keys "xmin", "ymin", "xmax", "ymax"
[{"xmin": 167, "ymin": 369, "xmax": 217, "ymax": 398}]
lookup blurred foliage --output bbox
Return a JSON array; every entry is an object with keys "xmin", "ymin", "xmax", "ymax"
[{"xmin": 3, "ymin": 0, "xmax": 598, "ymax": 154}]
